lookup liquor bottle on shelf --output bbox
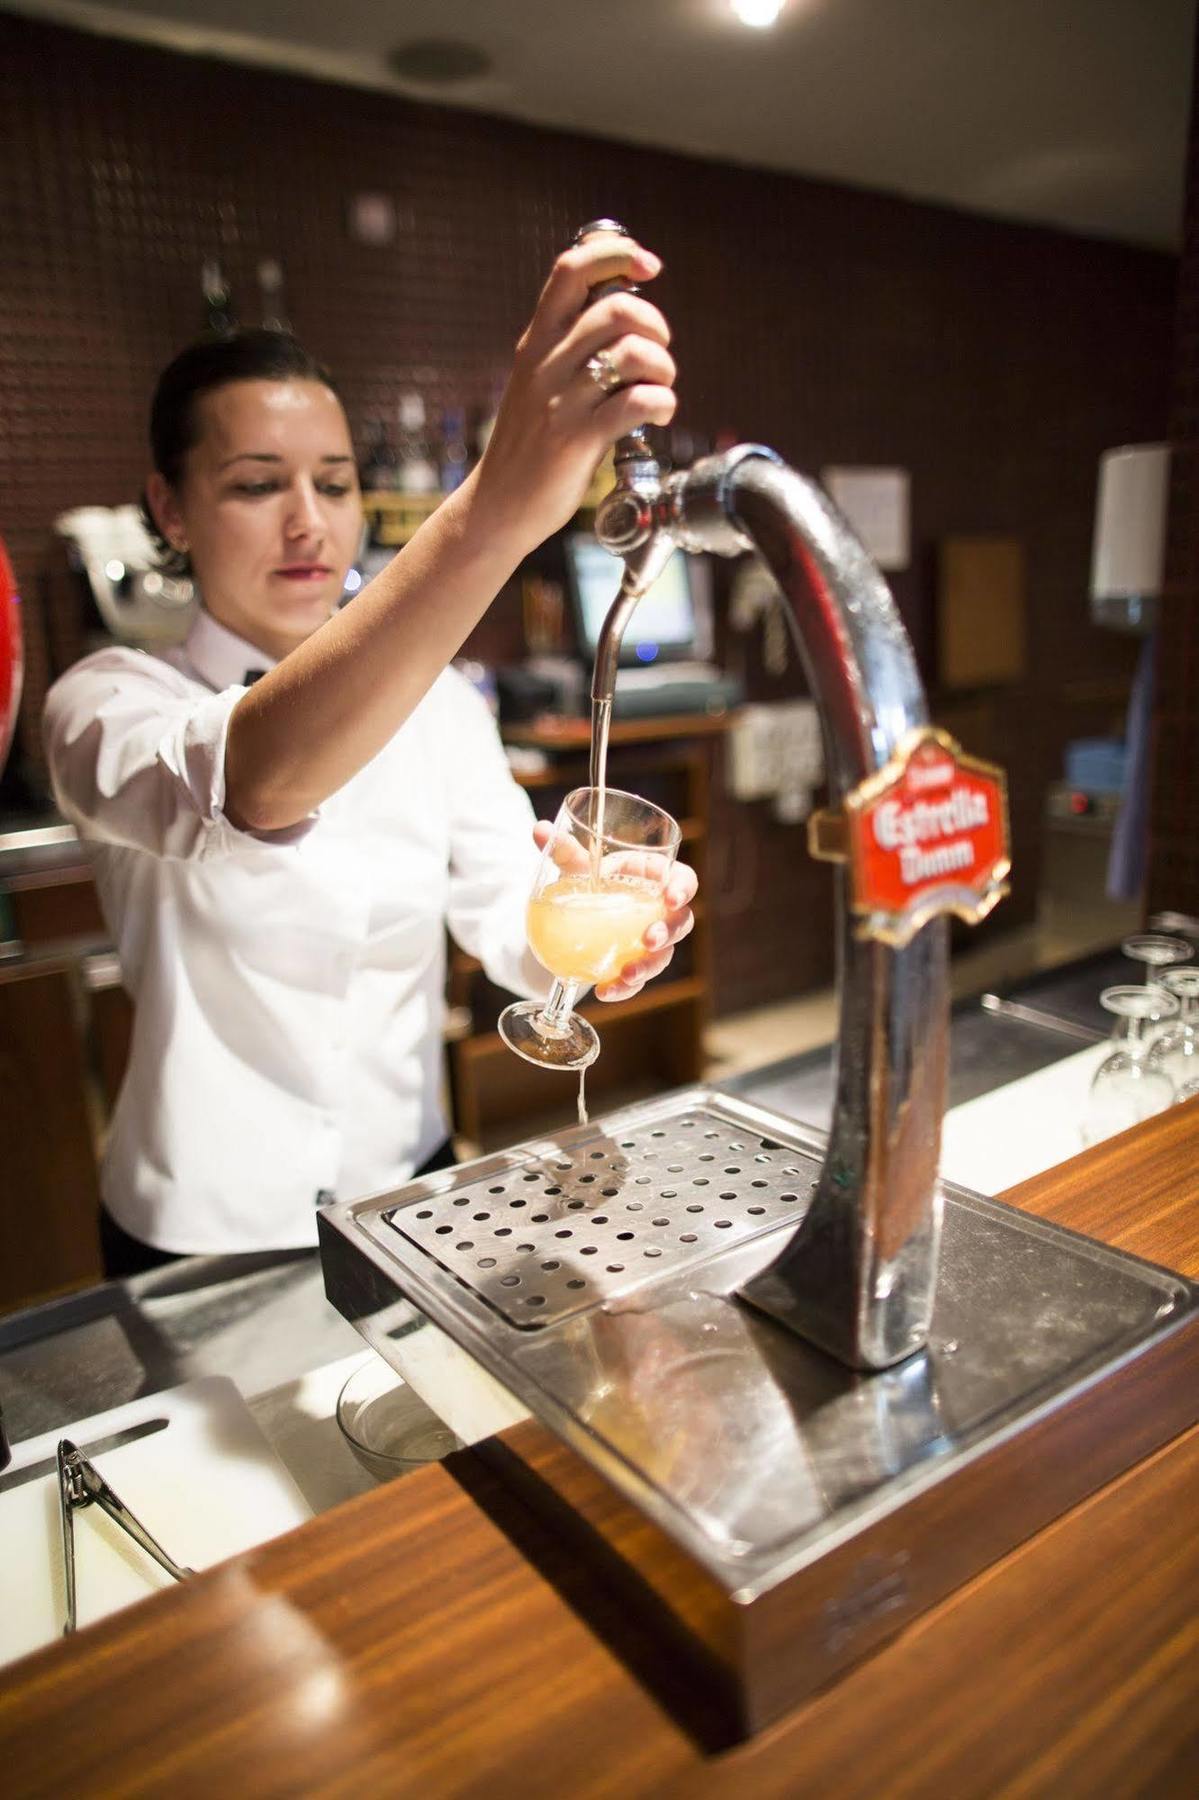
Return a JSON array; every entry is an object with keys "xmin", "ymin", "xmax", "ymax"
[
  {"xmin": 201, "ymin": 261, "xmax": 235, "ymax": 338},
  {"xmin": 439, "ymin": 405, "xmax": 469, "ymax": 492},
  {"xmin": 257, "ymin": 257, "xmax": 290, "ymax": 333},
  {"xmin": 359, "ymin": 421, "xmax": 398, "ymax": 493},
  {"xmin": 396, "ymin": 392, "xmax": 438, "ymax": 494}
]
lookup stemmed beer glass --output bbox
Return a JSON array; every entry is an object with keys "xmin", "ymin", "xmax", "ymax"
[
  {"xmin": 498, "ymin": 786, "xmax": 681, "ymax": 1072},
  {"xmin": 1081, "ymin": 984, "xmax": 1178, "ymax": 1147}
]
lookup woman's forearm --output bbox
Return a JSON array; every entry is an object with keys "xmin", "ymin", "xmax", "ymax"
[
  {"xmin": 222, "ymin": 472, "xmax": 525, "ymax": 831},
  {"xmin": 223, "ymin": 234, "xmax": 677, "ymax": 832}
]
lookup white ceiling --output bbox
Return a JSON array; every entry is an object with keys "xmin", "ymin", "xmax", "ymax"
[{"xmin": 5, "ymin": 0, "xmax": 1195, "ymax": 249}]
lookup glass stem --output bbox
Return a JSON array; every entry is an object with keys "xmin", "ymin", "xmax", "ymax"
[{"xmin": 541, "ymin": 979, "xmax": 582, "ymax": 1032}]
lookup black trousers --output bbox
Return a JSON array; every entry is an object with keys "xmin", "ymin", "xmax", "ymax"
[{"xmin": 98, "ymin": 1137, "xmax": 460, "ymax": 1280}]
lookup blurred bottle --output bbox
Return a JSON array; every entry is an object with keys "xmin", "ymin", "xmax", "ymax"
[
  {"xmin": 439, "ymin": 405, "xmax": 469, "ymax": 492},
  {"xmin": 257, "ymin": 257, "xmax": 290, "ymax": 333},
  {"xmin": 360, "ymin": 420, "xmax": 398, "ymax": 492},
  {"xmin": 396, "ymin": 393, "xmax": 438, "ymax": 494},
  {"xmin": 201, "ymin": 261, "xmax": 235, "ymax": 338},
  {"xmin": 473, "ymin": 380, "xmax": 505, "ymax": 465}
]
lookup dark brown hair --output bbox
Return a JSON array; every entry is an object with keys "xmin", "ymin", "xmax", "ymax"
[{"xmin": 142, "ymin": 329, "xmax": 339, "ymax": 568}]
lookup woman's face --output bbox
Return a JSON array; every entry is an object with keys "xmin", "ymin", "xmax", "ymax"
[{"xmin": 149, "ymin": 378, "xmax": 362, "ymax": 662}]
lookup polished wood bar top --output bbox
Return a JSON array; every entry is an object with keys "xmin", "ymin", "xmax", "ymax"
[{"xmin": 3, "ymin": 1104, "xmax": 1198, "ymax": 1797}]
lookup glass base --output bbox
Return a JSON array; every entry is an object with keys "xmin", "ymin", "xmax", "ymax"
[{"xmin": 498, "ymin": 999, "xmax": 600, "ymax": 1071}]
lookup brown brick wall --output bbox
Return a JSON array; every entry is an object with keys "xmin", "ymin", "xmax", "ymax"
[
  {"xmin": 0, "ymin": 14, "xmax": 1178, "ymax": 1011},
  {"xmin": 1150, "ymin": 23, "xmax": 1199, "ymax": 919}
]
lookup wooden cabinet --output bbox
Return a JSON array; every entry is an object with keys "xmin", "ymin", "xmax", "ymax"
[{"xmin": 446, "ymin": 713, "xmax": 731, "ymax": 1151}]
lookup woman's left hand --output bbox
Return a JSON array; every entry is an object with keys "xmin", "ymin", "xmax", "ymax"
[{"xmin": 531, "ymin": 820, "xmax": 697, "ymax": 1002}]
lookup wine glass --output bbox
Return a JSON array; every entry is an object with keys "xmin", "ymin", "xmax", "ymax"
[
  {"xmin": 1081, "ymin": 984, "xmax": 1178, "ymax": 1147},
  {"xmin": 498, "ymin": 786, "xmax": 681, "ymax": 1072},
  {"xmin": 1146, "ymin": 968, "xmax": 1199, "ymax": 1087},
  {"xmin": 1121, "ymin": 933, "xmax": 1194, "ymax": 986}
]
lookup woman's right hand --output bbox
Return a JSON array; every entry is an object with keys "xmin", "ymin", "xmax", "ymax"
[{"xmin": 471, "ymin": 232, "xmax": 677, "ymax": 555}]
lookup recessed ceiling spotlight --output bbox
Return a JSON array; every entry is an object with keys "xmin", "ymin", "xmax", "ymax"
[
  {"xmin": 731, "ymin": 0, "xmax": 786, "ymax": 27},
  {"xmin": 388, "ymin": 39, "xmax": 493, "ymax": 85}
]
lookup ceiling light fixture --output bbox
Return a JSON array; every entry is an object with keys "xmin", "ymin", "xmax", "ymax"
[{"xmin": 731, "ymin": 0, "xmax": 786, "ymax": 28}]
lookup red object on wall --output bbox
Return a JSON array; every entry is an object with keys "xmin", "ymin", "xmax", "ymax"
[{"xmin": 0, "ymin": 535, "xmax": 23, "ymax": 774}]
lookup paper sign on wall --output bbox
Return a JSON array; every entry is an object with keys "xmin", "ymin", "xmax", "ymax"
[{"xmin": 821, "ymin": 467, "xmax": 910, "ymax": 572}]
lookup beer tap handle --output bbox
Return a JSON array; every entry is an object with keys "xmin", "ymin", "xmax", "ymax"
[{"xmin": 573, "ymin": 219, "xmax": 669, "ymax": 587}]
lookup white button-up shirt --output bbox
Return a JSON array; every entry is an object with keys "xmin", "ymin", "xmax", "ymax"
[{"xmin": 44, "ymin": 610, "xmax": 546, "ymax": 1254}]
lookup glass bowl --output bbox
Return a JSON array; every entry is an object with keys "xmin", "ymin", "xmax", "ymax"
[{"xmin": 336, "ymin": 1357, "xmax": 463, "ymax": 1483}]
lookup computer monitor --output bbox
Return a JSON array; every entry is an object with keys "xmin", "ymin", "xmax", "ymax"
[{"xmin": 564, "ymin": 533, "xmax": 699, "ymax": 667}]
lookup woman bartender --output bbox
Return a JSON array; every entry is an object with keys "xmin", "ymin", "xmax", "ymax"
[{"xmin": 44, "ymin": 233, "xmax": 696, "ymax": 1275}]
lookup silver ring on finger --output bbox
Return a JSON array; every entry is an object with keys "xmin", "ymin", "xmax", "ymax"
[{"xmin": 585, "ymin": 349, "xmax": 622, "ymax": 394}]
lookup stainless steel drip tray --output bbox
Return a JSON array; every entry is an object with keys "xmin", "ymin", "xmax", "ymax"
[{"xmin": 319, "ymin": 1087, "xmax": 1199, "ymax": 1734}]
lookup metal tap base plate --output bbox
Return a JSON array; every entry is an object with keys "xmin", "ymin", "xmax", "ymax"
[{"xmin": 319, "ymin": 1088, "xmax": 1199, "ymax": 1738}]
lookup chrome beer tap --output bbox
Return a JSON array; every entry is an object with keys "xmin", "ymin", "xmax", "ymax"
[{"xmin": 581, "ymin": 224, "xmax": 1008, "ymax": 1369}]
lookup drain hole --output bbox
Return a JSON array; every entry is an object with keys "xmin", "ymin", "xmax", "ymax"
[
  {"xmin": 693, "ymin": 1177, "xmax": 710, "ymax": 1187},
  {"xmin": 541, "ymin": 1260, "xmax": 560, "ymax": 1271},
  {"xmin": 527, "ymin": 1294, "xmax": 547, "ymax": 1307},
  {"xmin": 748, "ymin": 1206, "xmax": 766, "ymax": 1216},
  {"xmin": 781, "ymin": 1193, "xmax": 799, "ymax": 1203},
  {"xmin": 554, "ymin": 1229, "xmax": 573, "ymax": 1239},
  {"xmin": 607, "ymin": 1263, "xmax": 625, "ymax": 1273},
  {"xmin": 568, "ymin": 1199, "xmax": 586, "ymax": 1210},
  {"xmin": 680, "ymin": 1232, "xmax": 697, "ymax": 1243},
  {"xmin": 651, "ymin": 1130, "xmax": 665, "ymax": 1138},
  {"xmin": 517, "ymin": 1241, "xmax": 535, "ymax": 1252},
  {"xmin": 667, "ymin": 1163, "xmax": 684, "ymax": 1173},
  {"xmin": 616, "ymin": 1231, "xmax": 634, "ymax": 1241},
  {"xmin": 601, "ymin": 1187, "xmax": 618, "ymax": 1197},
  {"xmin": 593, "ymin": 1215, "xmax": 609, "ymax": 1225},
  {"xmin": 724, "ymin": 1166, "xmax": 741, "ymax": 1175},
  {"xmin": 478, "ymin": 1256, "xmax": 497, "ymax": 1268},
  {"xmin": 720, "ymin": 1191, "xmax": 737, "ymax": 1201},
  {"xmin": 645, "ymin": 1247, "xmax": 663, "ymax": 1258},
  {"xmin": 699, "ymin": 1153, "xmax": 715, "ymax": 1162},
  {"xmin": 511, "ymin": 1198, "xmax": 527, "ymax": 1208},
  {"xmin": 715, "ymin": 1220, "xmax": 733, "ymax": 1229},
  {"xmin": 751, "ymin": 1180, "xmax": 768, "ymax": 1189},
  {"xmin": 760, "ymin": 1137, "xmax": 783, "ymax": 1150},
  {"xmin": 523, "ymin": 1172, "xmax": 540, "ymax": 1181},
  {"xmin": 581, "ymin": 1246, "xmax": 598, "ymax": 1256},
  {"xmin": 416, "ymin": 1209, "xmax": 433, "ymax": 1219},
  {"xmin": 452, "ymin": 1197, "xmax": 469, "ymax": 1208},
  {"xmin": 566, "ymin": 1279, "xmax": 585, "ymax": 1290},
  {"xmin": 634, "ymin": 1177, "xmax": 652, "ymax": 1186},
  {"xmin": 500, "ymin": 1275, "xmax": 520, "ymax": 1287},
  {"xmin": 728, "ymin": 1141, "xmax": 746, "ymax": 1151},
  {"xmin": 704, "ymin": 1130, "xmax": 720, "ymax": 1139},
  {"xmin": 488, "ymin": 1185, "xmax": 505, "ymax": 1195},
  {"xmin": 473, "ymin": 1211, "xmax": 491, "ymax": 1222},
  {"xmin": 627, "ymin": 1202, "xmax": 644, "ymax": 1212},
  {"xmin": 545, "ymin": 1186, "xmax": 562, "ymax": 1196},
  {"xmin": 620, "ymin": 1140, "xmax": 635, "ymax": 1148},
  {"xmin": 580, "ymin": 1174, "xmax": 596, "ymax": 1184},
  {"xmin": 495, "ymin": 1227, "xmax": 513, "ymax": 1238},
  {"xmin": 532, "ymin": 1213, "xmax": 549, "ymax": 1223},
  {"xmin": 686, "ymin": 1204, "xmax": 704, "ymax": 1214},
  {"xmin": 660, "ymin": 1189, "xmax": 677, "ymax": 1200},
  {"xmin": 456, "ymin": 1240, "xmax": 474, "ymax": 1251},
  {"xmin": 652, "ymin": 1217, "xmax": 669, "ymax": 1228},
  {"xmin": 435, "ymin": 1225, "xmax": 452, "ymax": 1236}
]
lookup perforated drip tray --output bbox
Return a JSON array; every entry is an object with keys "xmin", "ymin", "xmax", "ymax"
[
  {"xmin": 385, "ymin": 1108, "xmax": 819, "ymax": 1330},
  {"xmin": 319, "ymin": 1084, "xmax": 1199, "ymax": 1736}
]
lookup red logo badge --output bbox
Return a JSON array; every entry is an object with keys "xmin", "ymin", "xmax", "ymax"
[{"xmin": 810, "ymin": 728, "xmax": 1010, "ymax": 946}]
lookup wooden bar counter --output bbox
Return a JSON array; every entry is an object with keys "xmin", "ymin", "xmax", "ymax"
[{"xmin": 3, "ymin": 1105, "xmax": 1197, "ymax": 1796}]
